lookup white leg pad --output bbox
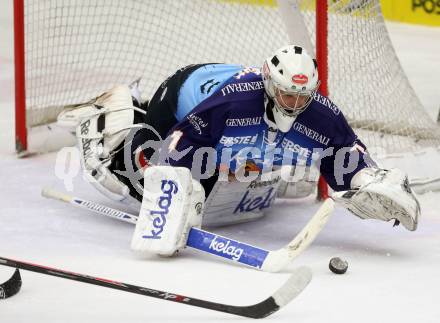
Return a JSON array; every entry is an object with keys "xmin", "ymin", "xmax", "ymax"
[{"xmin": 130, "ymin": 166, "xmax": 204, "ymax": 256}]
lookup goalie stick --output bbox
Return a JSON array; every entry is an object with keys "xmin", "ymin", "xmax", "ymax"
[
  {"xmin": 42, "ymin": 188, "xmax": 334, "ymax": 272},
  {"xmin": 0, "ymin": 268, "xmax": 22, "ymax": 299},
  {"xmin": 0, "ymin": 256, "xmax": 311, "ymax": 318}
]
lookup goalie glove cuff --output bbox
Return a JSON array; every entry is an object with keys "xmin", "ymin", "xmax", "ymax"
[
  {"xmin": 350, "ymin": 167, "xmax": 382, "ymax": 189},
  {"xmin": 334, "ymin": 168, "xmax": 421, "ymax": 231}
]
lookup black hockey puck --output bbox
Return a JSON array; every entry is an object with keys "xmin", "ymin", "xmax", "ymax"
[{"xmin": 329, "ymin": 257, "xmax": 348, "ymax": 274}]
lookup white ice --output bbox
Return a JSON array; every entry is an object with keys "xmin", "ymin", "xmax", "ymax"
[{"xmin": 1, "ymin": 2, "xmax": 440, "ymax": 322}]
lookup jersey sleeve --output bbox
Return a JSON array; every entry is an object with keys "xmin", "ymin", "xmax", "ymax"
[
  {"xmin": 318, "ymin": 110, "xmax": 372, "ymax": 191},
  {"xmin": 161, "ymin": 102, "xmax": 229, "ymax": 178}
]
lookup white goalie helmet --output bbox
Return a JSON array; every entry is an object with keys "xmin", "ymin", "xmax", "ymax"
[{"xmin": 262, "ymin": 45, "xmax": 320, "ymax": 132}]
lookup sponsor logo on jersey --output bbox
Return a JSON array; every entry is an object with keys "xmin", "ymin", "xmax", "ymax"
[
  {"xmin": 313, "ymin": 92, "xmax": 340, "ymax": 115},
  {"xmin": 248, "ymin": 176, "xmax": 281, "ymax": 189},
  {"xmin": 292, "ymin": 74, "xmax": 308, "ymax": 85},
  {"xmin": 225, "ymin": 116, "xmax": 262, "ymax": 127},
  {"xmin": 219, "ymin": 134, "xmax": 258, "ymax": 147},
  {"xmin": 233, "ymin": 187, "xmax": 276, "ymax": 214},
  {"xmin": 234, "ymin": 67, "xmax": 261, "ymax": 80},
  {"xmin": 208, "ymin": 236, "xmax": 244, "ymax": 261},
  {"xmin": 293, "ymin": 121, "xmax": 330, "ymax": 145},
  {"xmin": 221, "ymin": 81, "xmax": 264, "ymax": 96},
  {"xmin": 200, "ymin": 79, "xmax": 220, "ymax": 94},
  {"xmin": 281, "ymin": 138, "xmax": 312, "ymax": 158},
  {"xmin": 187, "ymin": 113, "xmax": 208, "ymax": 135},
  {"xmin": 142, "ymin": 180, "xmax": 179, "ymax": 239}
]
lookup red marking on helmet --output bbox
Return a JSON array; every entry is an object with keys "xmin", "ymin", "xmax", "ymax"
[{"xmin": 292, "ymin": 74, "xmax": 308, "ymax": 85}]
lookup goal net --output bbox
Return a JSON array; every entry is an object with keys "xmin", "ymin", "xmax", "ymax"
[
  {"xmin": 15, "ymin": 0, "xmax": 440, "ymax": 155},
  {"xmin": 299, "ymin": 0, "xmax": 440, "ymax": 156}
]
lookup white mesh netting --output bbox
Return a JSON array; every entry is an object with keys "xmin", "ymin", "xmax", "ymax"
[
  {"xmin": 24, "ymin": 0, "xmax": 289, "ymax": 126},
  {"xmin": 22, "ymin": 0, "xmax": 440, "ymax": 154},
  {"xmin": 299, "ymin": 0, "xmax": 440, "ymax": 153}
]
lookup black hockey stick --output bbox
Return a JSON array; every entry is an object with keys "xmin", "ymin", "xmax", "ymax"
[
  {"xmin": 0, "ymin": 256, "xmax": 311, "ymax": 318},
  {"xmin": 0, "ymin": 268, "xmax": 22, "ymax": 299}
]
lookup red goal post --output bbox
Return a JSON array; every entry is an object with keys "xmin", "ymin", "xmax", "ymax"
[
  {"xmin": 14, "ymin": 0, "xmax": 27, "ymax": 154},
  {"xmin": 316, "ymin": 0, "xmax": 329, "ymax": 199}
]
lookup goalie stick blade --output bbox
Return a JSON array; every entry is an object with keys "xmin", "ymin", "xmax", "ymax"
[
  {"xmin": 261, "ymin": 199, "xmax": 335, "ymax": 272},
  {"xmin": 0, "ymin": 268, "xmax": 22, "ymax": 299},
  {"xmin": 0, "ymin": 256, "xmax": 311, "ymax": 318}
]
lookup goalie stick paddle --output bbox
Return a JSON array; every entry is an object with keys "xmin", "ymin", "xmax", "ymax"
[
  {"xmin": 42, "ymin": 188, "xmax": 334, "ymax": 272},
  {"xmin": 0, "ymin": 268, "xmax": 22, "ymax": 299},
  {"xmin": 0, "ymin": 256, "xmax": 311, "ymax": 318}
]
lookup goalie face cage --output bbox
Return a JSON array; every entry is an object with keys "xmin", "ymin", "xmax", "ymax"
[{"xmin": 14, "ymin": 0, "xmax": 440, "ymax": 156}]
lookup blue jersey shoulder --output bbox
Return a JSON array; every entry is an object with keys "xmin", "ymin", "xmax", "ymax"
[
  {"xmin": 176, "ymin": 64, "xmax": 244, "ymax": 121},
  {"xmin": 296, "ymin": 92, "xmax": 357, "ymax": 148}
]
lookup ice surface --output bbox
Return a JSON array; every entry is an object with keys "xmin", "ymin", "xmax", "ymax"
[{"xmin": 1, "ymin": 1, "xmax": 439, "ymax": 322}]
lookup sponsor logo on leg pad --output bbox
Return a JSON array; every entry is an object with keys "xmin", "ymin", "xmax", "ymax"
[{"xmin": 143, "ymin": 180, "xmax": 179, "ymax": 239}]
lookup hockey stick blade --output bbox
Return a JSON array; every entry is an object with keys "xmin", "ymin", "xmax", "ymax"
[
  {"xmin": 187, "ymin": 199, "xmax": 334, "ymax": 272},
  {"xmin": 261, "ymin": 198, "xmax": 334, "ymax": 272},
  {"xmin": 42, "ymin": 188, "xmax": 334, "ymax": 272},
  {"xmin": 0, "ymin": 268, "xmax": 22, "ymax": 299},
  {"xmin": 0, "ymin": 256, "xmax": 311, "ymax": 318}
]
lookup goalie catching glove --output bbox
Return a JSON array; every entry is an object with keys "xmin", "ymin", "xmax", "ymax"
[
  {"xmin": 332, "ymin": 167, "xmax": 420, "ymax": 231},
  {"xmin": 131, "ymin": 166, "xmax": 205, "ymax": 256}
]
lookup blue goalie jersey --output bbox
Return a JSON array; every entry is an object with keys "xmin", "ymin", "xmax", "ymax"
[{"xmin": 159, "ymin": 64, "xmax": 369, "ymax": 191}]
